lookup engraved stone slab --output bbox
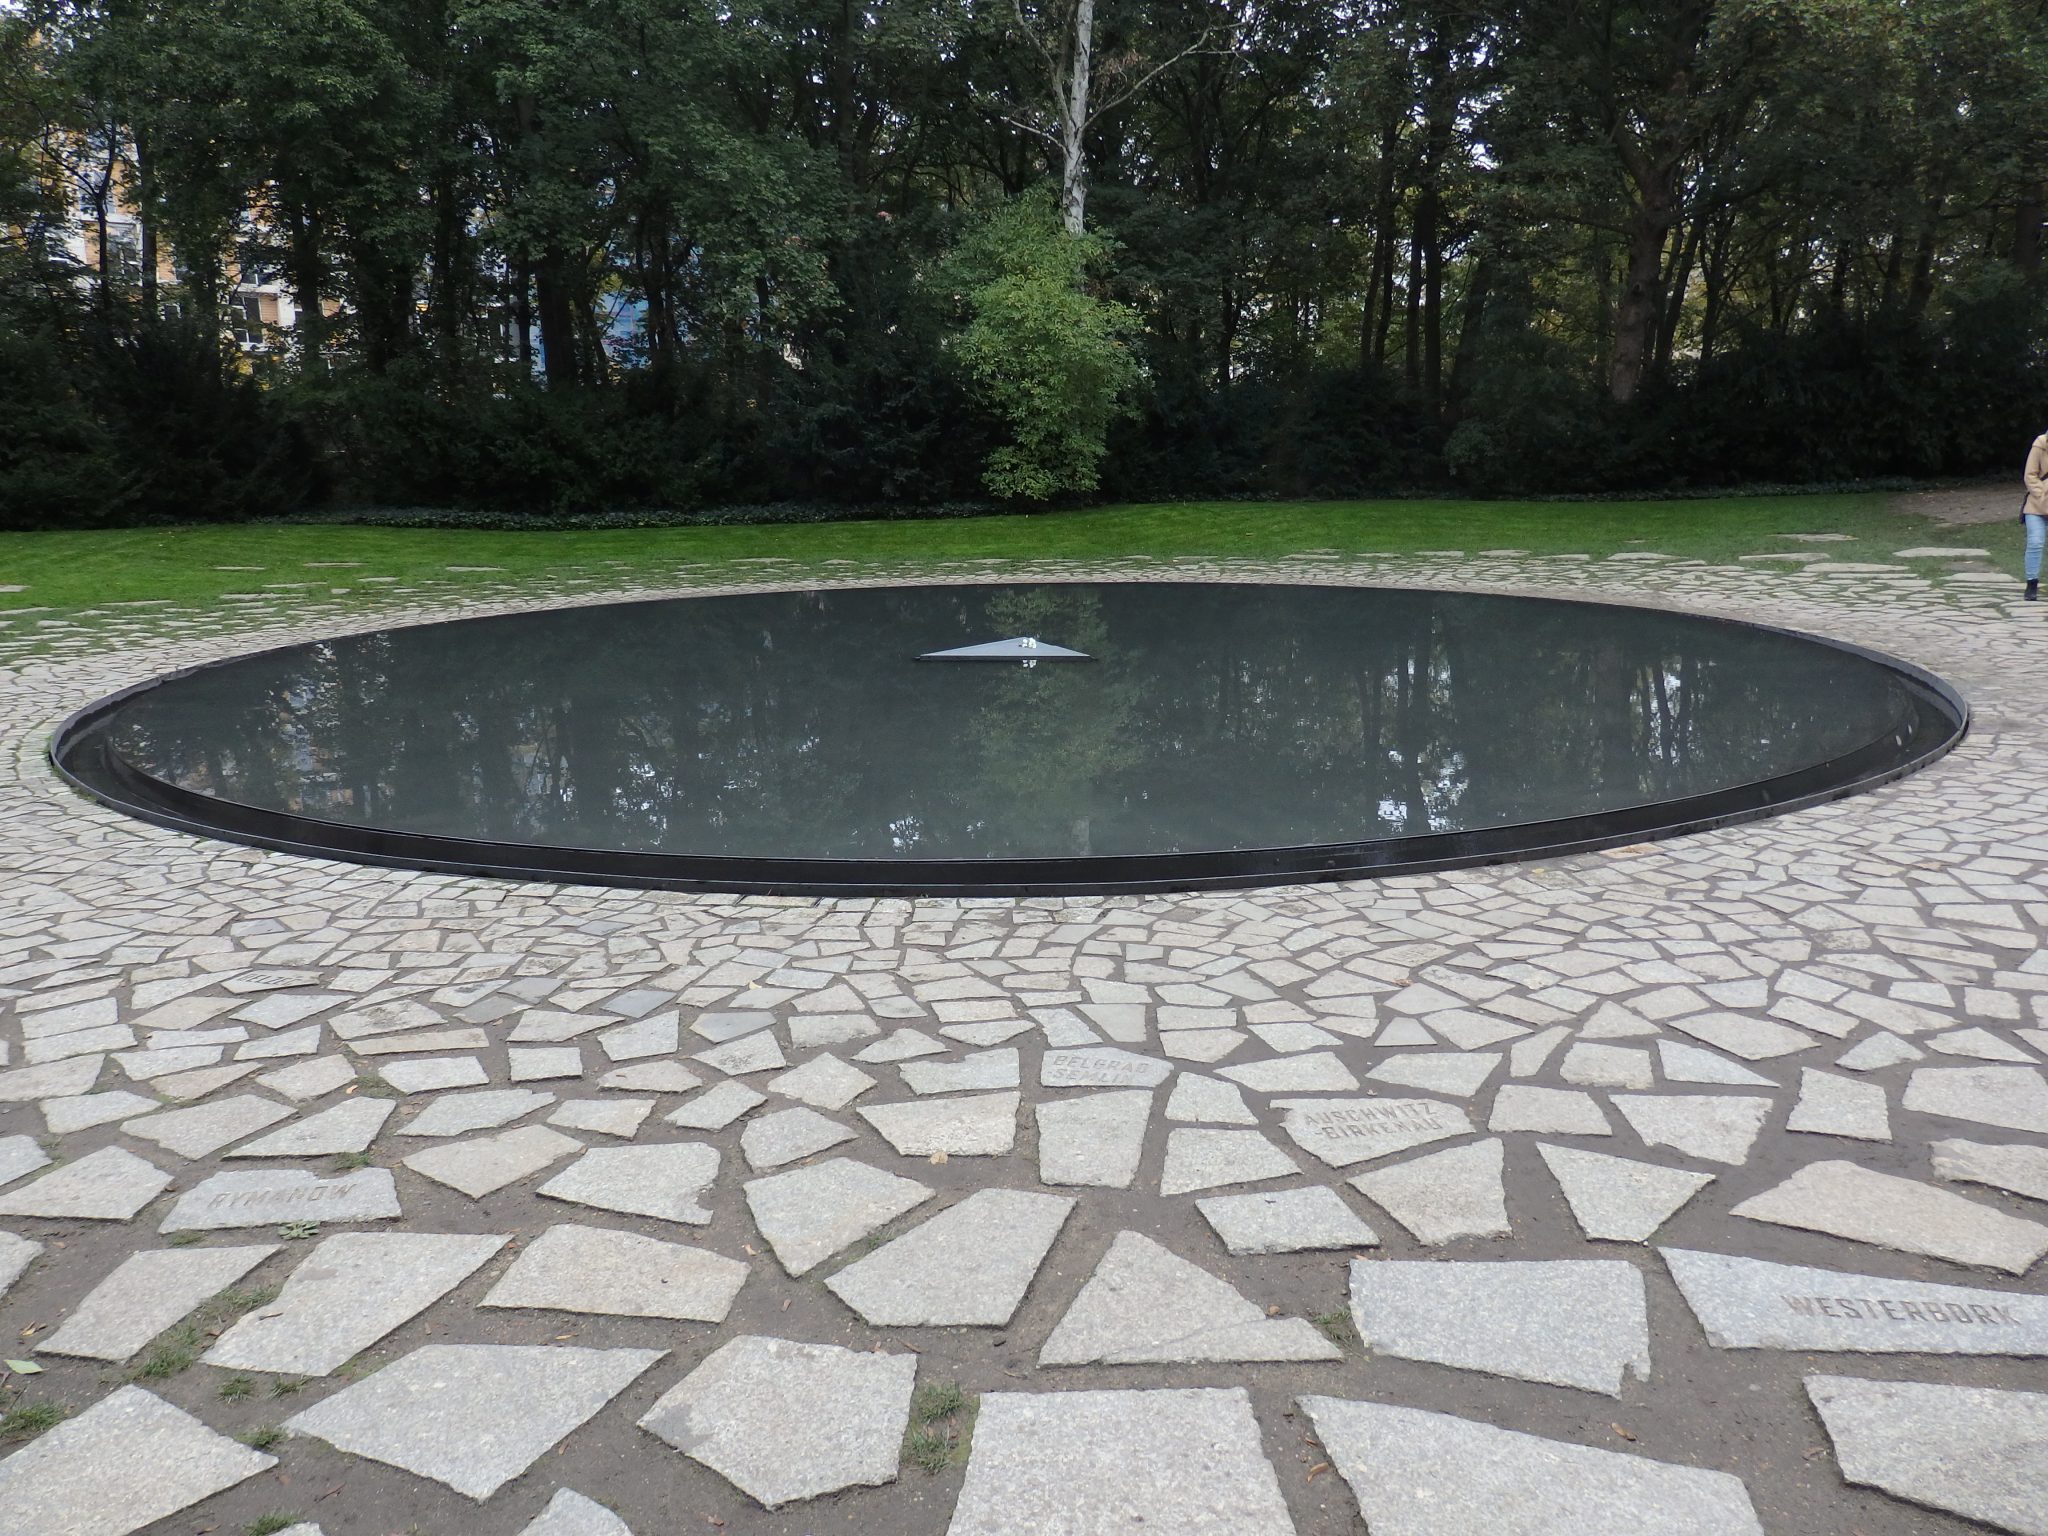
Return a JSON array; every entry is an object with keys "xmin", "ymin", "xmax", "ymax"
[
  {"xmin": 123, "ymin": 1094, "xmax": 293, "ymax": 1158},
  {"xmin": 825, "ymin": 1188, "xmax": 1073, "ymax": 1326},
  {"xmin": 741, "ymin": 1106, "xmax": 857, "ymax": 1171},
  {"xmin": 229, "ymin": 1097, "xmax": 393, "ymax": 1157},
  {"xmin": 1351, "ymin": 1138, "xmax": 1508, "ymax": 1245},
  {"xmin": 160, "ymin": 1167, "xmax": 400, "ymax": 1231},
  {"xmin": 285, "ymin": 1343, "xmax": 663, "ymax": 1501},
  {"xmin": 39, "ymin": 1244, "xmax": 278, "ymax": 1361},
  {"xmin": 947, "ymin": 1388, "xmax": 1294, "ymax": 1536},
  {"xmin": 1280, "ymin": 1097, "xmax": 1472, "ymax": 1169},
  {"xmin": 1040, "ymin": 1231, "xmax": 1339, "ymax": 1365},
  {"xmin": 1160, "ymin": 1128, "xmax": 1299, "ymax": 1196},
  {"xmin": 1349, "ymin": 1258, "xmax": 1651, "ymax": 1396},
  {"xmin": 1197, "ymin": 1185, "xmax": 1378, "ymax": 1254},
  {"xmin": 402, "ymin": 1088, "xmax": 554, "ymax": 1137},
  {"xmin": 1807, "ymin": 1375, "xmax": 2048, "ymax": 1536},
  {"xmin": 1931, "ymin": 1139, "xmax": 2048, "ymax": 1204},
  {"xmin": 1539, "ymin": 1144, "xmax": 1713, "ymax": 1243},
  {"xmin": 1037, "ymin": 1090, "xmax": 1151, "ymax": 1188},
  {"xmin": 1040, "ymin": 1048, "xmax": 1172, "ymax": 1089},
  {"xmin": 0, "ymin": 1384, "xmax": 275, "ymax": 1536},
  {"xmin": 205, "ymin": 1231, "xmax": 505, "ymax": 1374},
  {"xmin": 859, "ymin": 1092, "xmax": 1019, "ymax": 1157},
  {"xmin": 539, "ymin": 1143, "xmax": 720, "ymax": 1224},
  {"xmin": 0, "ymin": 1147, "xmax": 171, "ymax": 1221},
  {"xmin": 1903, "ymin": 1066, "xmax": 2048, "ymax": 1134},
  {"xmin": 1298, "ymin": 1396, "xmax": 1764, "ymax": 1536},
  {"xmin": 483, "ymin": 1223, "xmax": 747, "ymax": 1322},
  {"xmin": 638, "ymin": 1336, "xmax": 915, "ymax": 1509},
  {"xmin": 402, "ymin": 1125, "xmax": 582, "ymax": 1198},
  {"xmin": 744, "ymin": 1158, "xmax": 934, "ymax": 1277},
  {"xmin": 1662, "ymin": 1248, "xmax": 2048, "ymax": 1354},
  {"xmin": 1613, "ymin": 1094, "xmax": 1774, "ymax": 1166},
  {"xmin": 1731, "ymin": 1161, "xmax": 2048, "ymax": 1274}
]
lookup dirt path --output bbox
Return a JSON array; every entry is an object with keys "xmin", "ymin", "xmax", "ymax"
[{"xmin": 1888, "ymin": 478, "xmax": 2024, "ymax": 526}]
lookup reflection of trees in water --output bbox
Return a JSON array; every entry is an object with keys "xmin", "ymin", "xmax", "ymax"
[{"xmin": 110, "ymin": 588, "xmax": 1913, "ymax": 859}]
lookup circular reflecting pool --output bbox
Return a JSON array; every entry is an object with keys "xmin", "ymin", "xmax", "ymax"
[{"xmin": 52, "ymin": 582, "xmax": 1966, "ymax": 894}]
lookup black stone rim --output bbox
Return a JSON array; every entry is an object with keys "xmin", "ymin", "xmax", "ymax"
[{"xmin": 47, "ymin": 582, "xmax": 1971, "ymax": 898}]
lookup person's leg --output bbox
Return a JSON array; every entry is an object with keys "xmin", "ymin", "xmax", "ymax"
[{"xmin": 2028, "ymin": 514, "xmax": 2045, "ymax": 594}]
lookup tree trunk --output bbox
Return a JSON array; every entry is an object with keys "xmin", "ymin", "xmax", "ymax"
[
  {"xmin": 2015, "ymin": 181, "xmax": 2044, "ymax": 278},
  {"xmin": 289, "ymin": 209, "xmax": 327, "ymax": 371},
  {"xmin": 536, "ymin": 252, "xmax": 579, "ymax": 386},
  {"xmin": 1360, "ymin": 115, "xmax": 1400, "ymax": 366},
  {"xmin": 135, "ymin": 127, "xmax": 157, "ymax": 324},
  {"xmin": 1610, "ymin": 172, "xmax": 1677, "ymax": 403},
  {"xmin": 1059, "ymin": 0, "xmax": 1096, "ymax": 234},
  {"xmin": 1445, "ymin": 255, "xmax": 1492, "ymax": 414}
]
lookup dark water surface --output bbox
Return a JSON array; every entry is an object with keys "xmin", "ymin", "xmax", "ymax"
[{"xmin": 95, "ymin": 583, "xmax": 1943, "ymax": 866}]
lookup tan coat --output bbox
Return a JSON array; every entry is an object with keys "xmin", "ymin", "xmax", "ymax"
[{"xmin": 2028, "ymin": 434, "xmax": 2048, "ymax": 517}]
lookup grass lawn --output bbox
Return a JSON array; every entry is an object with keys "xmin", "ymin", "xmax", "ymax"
[{"xmin": 0, "ymin": 493, "xmax": 2018, "ymax": 617}]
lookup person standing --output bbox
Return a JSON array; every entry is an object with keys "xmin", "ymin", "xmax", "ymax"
[{"xmin": 2028, "ymin": 428, "xmax": 2048, "ymax": 601}]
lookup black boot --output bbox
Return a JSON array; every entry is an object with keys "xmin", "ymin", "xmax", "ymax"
[{"xmin": 2029, "ymin": 579, "xmax": 2040, "ymax": 601}]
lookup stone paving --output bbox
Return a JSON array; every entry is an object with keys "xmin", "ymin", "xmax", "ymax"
[{"xmin": 0, "ymin": 543, "xmax": 2042, "ymax": 1534}]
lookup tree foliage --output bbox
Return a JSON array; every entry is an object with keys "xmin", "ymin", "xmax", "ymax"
[{"xmin": 2, "ymin": 0, "xmax": 2045, "ymax": 526}]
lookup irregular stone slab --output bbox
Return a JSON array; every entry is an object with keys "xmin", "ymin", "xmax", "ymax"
[
  {"xmin": 1787, "ymin": 1068, "xmax": 1890, "ymax": 1141},
  {"xmin": 0, "ymin": 1384, "xmax": 275, "ymax": 1536},
  {"xmin": 160, "ymin": 1167, "xmax": 400, "ymax": 1231},
  {"xmin": 153, "ymin": 1061, "xmax": 261, "ymax": 1102},
  {"xmin": 1349, "ymin": 1258, "xmax": 1651, "ymax": 1395},
  {"xmin": 1040, "ymin": 1047, "xmax": 1172, "ymax": 1089},
  {"xmin": 695, "ymin": 1032, "xmax": 786, "ymax": 1075},
  {"xmin": 539, "ymin": 1143, "xmax": 720, "ymax": 1224},
  {"xmin": 1298, "ymin": 1395, "xmax": 1763, "ymax": 1536},
  {"xmin": 0, "ymin": 1057, "xmax": 104, "ymax": 1101},
  {"xmin": 548, "ymin": 1098, "xmax": 652, "ymax": 1138},
  {"xmin": 601, "ymin": 1060, "xmax": 704, "ymax": 1094},
  {"xmin": 1352, "ymin": 1139, "xmax": 1508, "ymax": 1245},
  {"xmin": 665, "ymin": 1080, "xmax": 766, "ymax": 1130},
  {"xmin": 379, "ymin": 1055, "xmax": 488, "ymax": 1093},
  {"xmin": 229, "ymin": 1097, "xmax": 393, "ymax": 1157},
  {"xmin": 741, "ymin": 1106, "xmax": 857, "ymax": 1171},
  {"xmin": 859, "ymin": 1092, "xmax": 1018, "ymax": 1156},
  {"xmin": 1667, "ymin": 1012, "xmax": 1818, "ymax": 1061},
  {"xmin": 1836, "ymin": 1031, "xmax": 1924, "ymax": 1073},
  {"xmin": 1164, "ymin": 1073, "xmax": 1257, "ymax": 1125},
  {"xmin": 329, "ymin": 999, "xmax": 443, "ymax": 1039},
  {"xmin": 799, "ymin": 1012, "xmax": 891, "ymax": 1047},
  {"xmin": 285, "ymin": 1343, "xmax": 662, "ymax": 1501},
  {"xmin": 639, "ymin": 1335, "xmax": 914, "ymax": 1508},
  {"xmin": 901, "ymin": 1049, "xmax": 1019, "ymax": 1095},
  {"xmin": 825, "ymin": 1188, "xmax": 1072, "ymax": 1325},
  {"xmin": 1488, "ymin": 1085, "xmax": 1613, "ymax": 1136},
  {"xmin": 1160, "ymin": 1128, "xmax": 1300, "ymax": 1196},
  {"xmin": 1903, "ymin": 1065, "xmax": 2048, "ymax": 1134},
  {"xmin": 1041, "ymin": 1231, "xmax": 1339, "ymax": 1365},
  {"xmin": 1159, "ymin": 1029, "xmax": 1247, "ymax": 1062},
  {"xmin": 1425, "ymin": 1010, "xmax": 1529, "ymax": 1049},
  {"xmin": 257, "ymin": 1055, "xmax": 356, "ymax": 1102},
  {"xmin": 1509, "ymin": 1025, "xmax": 1568, "ymax": 1077},
  {"xmin": 205, "ymin": 1230, "xmax": 505, "ymax": 1374},
  {"xmin": 403, "ymin": 1087, "xmax": 554, "ymax": 1137},
  {"xmin": 0, "ymin": 1146, "xmax": 170, "ymax": 1221},
  {"xmin": 402, "ymin": 1125, "xmax": 582, "ymax": 1198},
  {"xmin": 508, "ymin": 1046, "xmax": 584, "ymax": 1082},
  {"xmin": 745, "ymin": 1158, "xmax": 933, "ymax": 1276},
  {"xmin": 855, "ymin": 1029, "xmax": 946, "ymax": 1063},
  {"xmin": 1662, "ymin": 1247, "xmax": 2048, "ymax": 1355},
  {"xmin": 1561, "ymin": 1043, "xmax": 1654, "ymax": 1091},
  {"xmin": 1808, "ymin": 1375, "xmax": 2048, "ymax": 1535},
  {"xmin": 483, "ymin": 1223, "xmax": 746, "ymax": 1322},
  {"xmin": 39, "ymin": 1243, "xmax": 278, "ymax": 1361},
  {"xmin": 122, "ymin": 1094, "xmax": 293, "ymax": 1158},
  {"xmin": 1657, "ymin": 1041, "xmax": 1774, "ymax": 1086},
  {"xmin": 42, "ymin": 1089, "xmax": 157, "ymax": 1133},
  {"xmin": 691, "ymin": 1010, "xmax": 774, "ymax": 1043},
  {"xmin": 766, "ymin": 1054, "xmax": 874, "ymax": 1110},
  {"xmin": 1932, "ymin": 1139, "xmax": 2048, "ymax": 1204},
  {"xmin": 1539, "ymin": 1144, "xmax": 1713, "ymax": 1242},
  {"xmin": 521, "ymin": 1488, "xmax": 632, "ymax": 1536},
  {"xmin": 352, "ymin": 1028, "xmax": 489, "ymax": 1057},
  {"xmin": 947, "ymin": 1388, "xmax": 1294, "ymax": 1536},
  {"xmin": 1198, "ymin": 1185, "xmax": 1378, "ymax": 1254},
  {"xmin": 1928, "ymin": 1027, "xmax": 2036, "ymax": 1063},
  {"xmin": 1613, "ymin": 1094, "xmax": 1774, "ymax": 1166},
  {"xmin": 597, "ymin": 1012, "xmax": 678, "ymax": 1062},
  {"xmin": 0, "ymin": 1233, "xmax": 40, "ymax": 1300},
  {"xmin": 1367, "ymin": 1052, "xmax": 1501, "ymax": 1098},
  {"xmin": 1219, "ymin": 1050, "xmax": 1358, "ymax": 1094},
  {"xmin": 0, "ymin": 1137, "xmax": 49, "ymax": 1188},
  {"xmin": 1280, "ymin": 1097, "xmax": 1472, "ymax": 1169},
  {"xmin": 1731, "ymin": 1160, "xmax": 2048, "ymax": 1274},
  {"xmin": 1038, "ymin": 1090, "xmax": 1151, "ymax": 1188},
  {"xmin": 508, "ymin": 1008, "xmax": 613, "ymax": 1044}
]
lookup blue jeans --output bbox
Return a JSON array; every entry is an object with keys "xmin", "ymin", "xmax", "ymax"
[{"xmin": 2029, "ymin": 513, "xmax": 2045, "ymax": 582}]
